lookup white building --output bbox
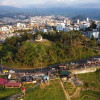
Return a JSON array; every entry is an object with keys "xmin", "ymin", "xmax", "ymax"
[
  {"xmin": 96, "ymin": 22, "xmax": 100, "ymax": 31},
  {"xmin": 56, "ymin": 23, "xmax": 65, "ymax": 31},
  {"xmin": 88, "ymin": 31, "xmax": 100, "ymax": 39},
  {"xmin": 86, "ymin": 17, "xmax": 89, "ymax": 22},
  {"xmin": 67, "ymin": 20, "xmax": 71, "ymax": 26},
  {"xmin": 74, "ymin": 25, "xmax": 80, "ymax": 31},
  {"xmin": 80, "ymin": 22, "xmax": 90, "ymax": 30},
  {"xmin": 0, "ymin": 26, "xmax": 8, "ymax": 32},
  {"xmin": 77, "ymin": 19, "xmax": 80, "ymax": 24},
  {"xmin": 17, "ymin": 23, "xmax": 26, "ymax": 28},
  {"xmin": 42, "ymin": 29, "xmax": 48, "ymax": 33}
]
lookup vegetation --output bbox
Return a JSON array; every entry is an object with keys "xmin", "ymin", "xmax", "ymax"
[
  {"xmin": 0, "ymin": 81, "xmax": 35, "ymax": 100},
  {"xmin": 25, "ymin": 79, "xmax": 66, "ymax": 100},
  {"xmin": 0, "ymin": 75, "xmax": 8, "ymax": 79},
  {"xmin": 73, "ymin": 70, "xmax": 100, "ymax": 100},
  {"xmin": 63, "ymin": 82, "xmax": 76, "ymax": 95},
  {"xmin": 77, "ymin": 70, "xmax": 100, "ymax": 90},
  {"xmin": 74, "ymin": 90, "xmax": 100, "ymax": 100},
  {"xmin": 0, "ymin": 30, "xmax": 100, "ymax": 68},
  {"xmin": 0, "ymin": 86, "xmax": 20, "ymax": 100}
]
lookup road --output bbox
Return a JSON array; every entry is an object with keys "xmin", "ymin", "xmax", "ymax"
[{"xmin": 0, "ymin": 55, "xmax": 100, "ymax": 73}]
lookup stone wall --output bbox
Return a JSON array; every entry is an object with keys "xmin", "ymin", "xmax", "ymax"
[{"xmin": 69, "ymin": 66, "xmax": 100, "ymax": 74}]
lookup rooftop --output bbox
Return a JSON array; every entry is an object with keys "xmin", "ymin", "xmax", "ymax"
[{"xmin": 60, "ymin": 71, "xmax": 71, "ymax": 75}]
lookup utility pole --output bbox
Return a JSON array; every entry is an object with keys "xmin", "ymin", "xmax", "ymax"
[{"xmin": 41, "ymin": 58, "xmax": 42, "ymax": 71}]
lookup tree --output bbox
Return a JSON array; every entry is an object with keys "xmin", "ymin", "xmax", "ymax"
[
  {"xmin": 89, "ymin": 35, "xmax": 96, "ymax": 47},
  {"xmin": 90, "ymin": 21, "xmax": 97, "ymax": 29}
]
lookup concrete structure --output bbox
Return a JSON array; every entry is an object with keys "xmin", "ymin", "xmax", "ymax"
[
  {"xmin": 66, "ymin": 20, "xmax": 71, "ymax": 26},
  {"xmin": 42, "ymin": 29, "xmax": 48, "ymax": 33},
  {"xmin": 87, "ymin": 31, "xmax": 100, "ymax": 39},
  {"xmin": 86, "ymin": 17, "xmax": 89, "ymax": 22},
  {"xmin": 35, "ymin": 34, "xmax": 43, "ymax": 41},
  {"xmin": 70, "ymin": 67, "xmax": 97, "ymax": 74},
  {"xmin": 17, "ymin": 23, "xmax": 26, "ymax": 29},
  {"xmin": 80, "ymin": 22, "xmax": 90, "ymax": 30},
  {"xmin": 56, "ymin": 23, "xmax": 65, "ymax": 31},
  {"xmin": 74, "ymin": 25, "xmax": 80, "ymax": 31},
  {"xmin": 77, "ymin": 19, "xmax": 80, "ymax": 24},
  {"xmin": 96, "ymin": 22, "xmax": 100, "ymax": 32}
]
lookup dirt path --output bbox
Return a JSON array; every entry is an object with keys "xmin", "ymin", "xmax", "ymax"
[{"xmin": 59, "ymin": 78, "xmax": 71, "ymax": 100}]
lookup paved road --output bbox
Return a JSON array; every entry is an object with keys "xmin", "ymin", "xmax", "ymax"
[{"xmin": 0, "ymin": 55, "xmax": 100, "ymax": 73}]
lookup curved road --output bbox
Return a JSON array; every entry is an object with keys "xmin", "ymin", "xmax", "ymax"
[{"xmin": 0, "ymin": 55, "xmax": 100, "ymax": 73}]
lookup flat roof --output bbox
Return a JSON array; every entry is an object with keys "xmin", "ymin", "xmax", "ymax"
[{"xmin": 60, "ymin": 71, "xmax": 71, "ymax": 75}]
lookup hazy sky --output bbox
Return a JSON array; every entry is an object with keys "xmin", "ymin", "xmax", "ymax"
[{"xmin": 0, "ymin": 0, "xmax": 100, "ymax": 8}]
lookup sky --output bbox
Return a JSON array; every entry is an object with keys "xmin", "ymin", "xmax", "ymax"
[{"xmin": 0, "ymin": 0, "xmax": 100, "ymax": 8}]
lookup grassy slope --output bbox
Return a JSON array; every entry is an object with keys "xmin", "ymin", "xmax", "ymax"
[
  {"xmin": 25, "ymin": 79, "xmax": 66, "ymax": 100},
  {"xmin": 0, "ymin": 86, "xmax": 20, "ymax": 100},
  {"xmin": 74, "ymin": 70, "xmax": 100, "ymax": 100},
  {"xmin": 0, "ymin": 75, "xmax": 8, "ymax": 79},
  {"xmin": 77, "ymin": 70, "xmax": 100, "ymax": 90},
  {"xmin": 74, "ymin": 90, "xmax": 100, "ymax": 100}
]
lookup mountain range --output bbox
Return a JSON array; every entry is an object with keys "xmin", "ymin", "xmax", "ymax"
[{"xmin": 0, "ymin": 6, "xmax": 100, "ymax": 20}]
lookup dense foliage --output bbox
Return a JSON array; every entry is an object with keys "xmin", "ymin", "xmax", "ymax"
[{"xmin": 0, "ymin": 31, "xmax": 99, "ymax": 68}]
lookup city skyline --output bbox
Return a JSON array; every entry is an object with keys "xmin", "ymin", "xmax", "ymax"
[{"xmin": 0, "ymin": 0, "xmax": 100, "ymax": 8}]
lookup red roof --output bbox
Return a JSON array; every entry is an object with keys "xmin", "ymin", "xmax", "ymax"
[
  {"xmin": 0, "ymin": 77, "xmax": 7, "ymax": 85},
  {"xmin": 5, "ymin": 82, "xmax": 21, "ymax": 87}
]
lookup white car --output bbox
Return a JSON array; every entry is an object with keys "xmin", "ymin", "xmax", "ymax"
[{"xmin": 9, "ymin": 70, "xmax": 15, "ymax": 73}]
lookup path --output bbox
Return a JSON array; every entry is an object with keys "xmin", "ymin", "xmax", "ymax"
[
  {"xmin": 9, "ymin": 82, "xmax": 40, "ymax": 100},
  {"xmin": 59, "ymin": 78, "xmax": 71, "ymax": 100}
]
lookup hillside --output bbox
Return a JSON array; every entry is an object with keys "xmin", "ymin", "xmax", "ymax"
[
  {"xmin": 0, "ymin": 31, "xmax": 100, "ymax": 68},
  {"xmin": 74, "ymin": 70, "xmax": 100, "ymax": 100}
]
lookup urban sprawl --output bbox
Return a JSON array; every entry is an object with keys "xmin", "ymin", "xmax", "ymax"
[{"xmin": 0, "ymin": 16, "xmax": 100, "ymax": 43}]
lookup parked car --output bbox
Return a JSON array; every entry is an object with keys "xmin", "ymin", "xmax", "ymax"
[
  {"xmin": 3, "ymin": 69, "xmax": 9, "ymax": 73},
  {"xmin": 9, "ymin": 70, "xmax": 15, "ymax": 73}
]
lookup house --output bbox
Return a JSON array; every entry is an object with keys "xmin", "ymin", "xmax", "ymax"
[
  {"xmin": 80, "ymin": 21, "xmax": 90, "ymax": 30},
  {"xmin": 21, "ymin": 75, "xmax": 38, "ymax": 84},
  {"xmin": 42, "ymin": 29, "xmax": 48, "ymax": 33},
  {"xmin": 60, "ymin": 71, "xmax": 72, "ymax": 82},
  {"xmin": 32, "ymin": 72, "xmax": 46, "ymax": 78},
  {"xmin": 21, "ymin": 75, "xmax": 34, "ymax": 82},
  {"xmin": 43, "ymin": 76, "xmax": 49, "ymax": 81},
  {"xmin": 59, "ymin": 66, "xmax": 67, "ymax": 71},
  {"xmin": 0, "ymin": 77, "xmax": 7, "ymax": 85},
  {"xmin": 5, "ymin": 81, "xmax": 21, "ymax": 88}
]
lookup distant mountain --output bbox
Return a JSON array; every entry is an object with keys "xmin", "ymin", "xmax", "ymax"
[
  {"xmin": 0, "ymin": 6, "xmax": 100, "ymax": 20},
  {"xmin": 25, "ymin": 7, "xmax": 100, "ymax": 20},
  {"xmin": 72, "ymin": 15, "xmax": 86, "ymax": 21},
  {"xmin": 0, "ymin": 6, "xmax": 22, "ymax": 14}
]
